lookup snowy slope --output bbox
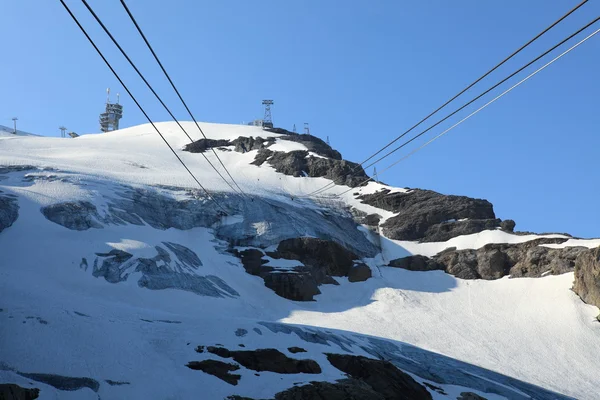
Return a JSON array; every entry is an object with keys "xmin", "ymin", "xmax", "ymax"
[{"xmin": 1, "ymin": 121, "xmax": 599, "ymax": 399}]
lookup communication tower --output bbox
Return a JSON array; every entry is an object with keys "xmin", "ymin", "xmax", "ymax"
[
  {"xmin": 262, "ymin": 100, "xmax": 274, "ymax": 128},
  {"xmin": 303, "ymin": 122, "xmax": 310, "ymax": 135},
  {"xmin": 99, "ymin": 88, "xmax": 123, "ymax": 132},
  {"xmin": 59, "ymin": 126, "xmax": 67, "ymax": 138}
]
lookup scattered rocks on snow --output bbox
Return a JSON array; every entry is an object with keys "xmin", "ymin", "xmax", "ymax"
[
  {"xmin": 186, "ymin": 360, "xmax": 241, "ymax": 385},
  {"xmin": 206, "ymin": 346, "xmax": 322, "ymax": 374},
  {"xmin": 573, "ymin": 246, "xmax": 600, "ymax": 309},
  {"xmin": 104, "ymin": 380, "xmax": 130, "ymax": 386},
  {"xmin": 0, "ymin": 384, "xmax": 40, "ymax": 400},
  {"xmin": 388, "ymin": 238, "xmax": 587, "ymax": 280},
  {"xmin": 457, "ymin": 392, "xmax": 488, "ymax": 400}
]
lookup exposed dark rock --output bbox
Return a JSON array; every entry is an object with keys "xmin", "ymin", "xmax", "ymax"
[
  {"xmin": 232, "ymin": 136, "xmax": 276, "ymax": 153},
  {"xmin": 184, "ymin": 138, "xmax": 231, "ymax": 153},
  {"xmin": 263, "ymin": 272, "xmax": 321, "ymax": 301},
  {"xmin": 500, "ymin": 219, "xmax": 516, "ymax": 233},
  {"xmin": 274, "ymin": 379, "xmax": 384, "ymax": 400},
  {"xmin": 0, "ymin": 384, "xmax": 40, "ymax": 400},
  {"xmin": 0, "ymin": 193, "xmax": 19, "ymax": 234},
  {"xmin": 276, "ymin": 237, "xmax": 358, "ymax": 278},
  {"xmin": 359, "ymin": 189, "xmax": 497, "ymax": 242},
  {"xmin": 40, "ymin": 201, "xmax": 102, "ymax": 231},
  {"xmin": 388, "ymin": 255, "xmax": 444, "ymax": 272},
  {"xmin": 348, "ymin": 264, "xmax": 372, "ymax": 282},
  {"xmin": 457, "ymin": 392, "xmax": 488, "ymax": 400},
  {"xmin": 287, "ymin": 347, "xmax": 307, "ymax": 354},
  {"xmin": 263, "ymin": 128, "xmax": 343, "ymax": 159},
  {"xmin": 16, "ymin": 372, "xmax": 99, "ymax": 392},
  {"xmin": 186, "ymin": 360, "xmax": 241, "ymax": 385},
  {"xmin": 235, "ymin": 328, "xmax": 248, "ymax": 337},
  {"xmin": 390, "ymin": 238, "xmax": 586, "ymax": 280},
  {"xmin": 573, "ymin": 247, "xmax": 600, "ymax": 308},
  {"xmin": 236, "ymin": 238, "xmax": 369, "ymax": 301},
  {"xmin": 252, "ymin": 149, "xmax": 273, "ymax": 166},
  {"xmin": 423, "ymin": 382, "xmax": 447, "ymax": 395},
  {"xmin": 207, "ymin": 347, "xmax": 321, "ymax": 374},
  {"xmin": 326, "ymin": 354, "xmax": 432, "ymax": 400},
  {"xmin": 105, "ymin": 380, "xmax": 130, "ymax": 386}
]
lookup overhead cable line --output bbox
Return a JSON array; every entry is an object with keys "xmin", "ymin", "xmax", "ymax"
[
  {"xmin": 59, "ymin": 0, "xmax": 230, "ymax": 215},
  {"xmin": 117, "ymin": 0, "xmax": 248, "ymax": 198},
  {"xmin": 305, "ymin": 0, "xmax": 590, "ymax": 197},
  {"xmin": 334, "ymin": 25, "xmax": 600, "ymax": 198},
  {"xmin": 80, "ymin": 0, "xmax": 246, "ymax": 198},
  {"xmin": 310, "ymin": 14, "xmax": 600, "ymax": 197}
]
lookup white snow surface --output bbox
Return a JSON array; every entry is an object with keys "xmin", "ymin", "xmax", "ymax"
[{"xmin": 1, "ymin": 121, "xmax": 599, "ymax": 399}]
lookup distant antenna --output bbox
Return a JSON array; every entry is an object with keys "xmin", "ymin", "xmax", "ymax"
[
  {"xmin": 292, "ymin": 124, "xmax": 296, "ymax": 133},
  {"xmin": 373, "ymin": 167, "xmax": 378, "ymax": 183},
  {"xmin": 326, "ymin": 135, "xmax": 330, "ymax": 146},
  {"xmin": 59, "ymin": 126, "xmax": 67, "ymax": 138},
  {"xmin": 262, "ymin": 100, "xmax": 274, "ymax": 128},
  {"xmin": 11, "ymin": 117, "xmax": 18, "ymax": 134},
  {"xmin": 106, "ymin": 87, "xmax": 110, "ymax": 104},
  {"xmin": 303, "ymin": 122, "xmax": 310, "ymax": 135},
  {"xmin": 116, "ymin": 93, "xmax": 120, "ymax": 104}
]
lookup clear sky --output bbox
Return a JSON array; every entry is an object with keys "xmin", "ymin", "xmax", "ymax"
[{"xmin": 1, "ymin": 0, "xmax": 599, "ymax": 237}]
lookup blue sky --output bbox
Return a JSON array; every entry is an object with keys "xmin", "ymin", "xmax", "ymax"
[{"xmin": 1, "ymin": 1, "xmax": 599, "ymax": 237}]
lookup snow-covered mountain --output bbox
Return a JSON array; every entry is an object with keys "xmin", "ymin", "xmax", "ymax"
[{"xmin": 1, "ymin": 122, "xmax": 599, "ymax": 400}]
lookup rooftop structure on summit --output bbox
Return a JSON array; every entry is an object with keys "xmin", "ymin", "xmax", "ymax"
[{"xmin": 99, "ymin": 88, "xmax": 123, "ymax": 133}]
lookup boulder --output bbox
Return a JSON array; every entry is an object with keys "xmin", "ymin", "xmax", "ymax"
[
  {"xmin": 388, "ymin": 255, "xmax": 444, "ymax": 272},
  {"xmin": 573, "ymin": 247, "xmax": 600, "ymax": 308},
  {"xmin": 207, "ymin": 347, "xmax": 322, "ymax": 374},
  {"xmin": 274, "ymin": 380, "xmax": 385, "ymax": 400},
  {"xmin": 40, "ymin": 201, "xmax": 103, "ymax": 231},
  {"xmin": 348, "ymin": 264, "xmax": 372, "ymax": 282},
  {"xmin": 500, "ymin": 219, "xmax": 516, "ymax": 232},
  {"xmin": 186, "ymin": 360, "xmax": 241, "ymax": 385},
  {"xmin": 263, "ymin": 272, "xmax": 321, "ymax": 302}
]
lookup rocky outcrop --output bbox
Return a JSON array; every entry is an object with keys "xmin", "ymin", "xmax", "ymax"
[
  {"xmin": 89, "ymin": 243, "xmax": 239, "ymax": 298},
  {"xmin": 274, "ymin": 380, "xmax": 385, "ymax": 400},
  {"xmin": 358, "ymin": 189, "xmax": 501, "ymax": 242},
  {"xmin": 254, "ymin": 150, "xmax": 369, "ymax": 187},
  {"xmin": 389, "ymin": 238, "xmax": 587, "ymax": 280},
  {"xmin": 573, "ymin": 247, "xmax": 600, "ymax": 309},
  {"xmin": 0, "ymin": 384, "xmax": 40, "ymax": 400},
  {"xmin": 205, "ymin": 346, "xmax": 322, "ymax": 374},
  {"xmin": 236, "ymin": 238, "xmax": 371, "ymax": 300},
  {"xmin": 458, "ymin": 392, "xmax": 488, "ymax": 400},
  {"xmin": 326, "ymin": 354, "xmax": 432, "ymax": 400},
  {"xmin": 186, "ymin": 360, "xmax": 241, "ymax": 385},
  {"xmin": 41, "ymin": 201, "xmax": 102, "ymax": 231},
  {"xmin": 0, "ymin": 192, "xmax": 19, "ymax": 233}
]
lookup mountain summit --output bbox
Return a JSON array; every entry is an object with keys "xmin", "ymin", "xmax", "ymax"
[{"xmin": 1, "ymin": 122, "xmax": 599, "ymax": 399}]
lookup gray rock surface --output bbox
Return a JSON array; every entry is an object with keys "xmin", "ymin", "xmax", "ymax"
[
  {"xmin": 573, "ymin": 247, "xmax": 600, "ymax": 308},
  {"xmin": 348, "ymin": 264, "xmax": 372, "ymax": 282},
  {"xmin": 16, "ymin": 372, "xmax": 99, "ymax": 392},
  {"xmin": 186, "ymin": 360, "xmax": 241, "ymax": 385},
  {"xmin": 358, "ymin": 189, "xmax": 500, "ymax": 242},
  {"xmin": 0, "ymin": 192, "xmax": 19, "ymax": 233},
  {"xmin": 41, "ymin": 201, "xmax": 102, "ymax": 231},
  {"xmin": 389, "ymin": 238, "xmax": 587, "ymax": 280}
]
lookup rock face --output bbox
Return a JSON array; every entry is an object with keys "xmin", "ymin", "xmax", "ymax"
[
  {"xmin": 0, "ymin": 193, "xmax": 19, "ymax": 233},
  {"xmin": 573, "ymin": 247, "xmax": 600, "ymax": 309},
  {"xmin": 236, "ymin": 238, "xmax": 371, "ymax": 300},
  {"xmin": 0, "ymin": 384, "xmax": 40, "ymax": 400},
  {"xmin": 206, "ymin": 346, "xmax": 322, "ymax": 374},
  {"xmin": 186, "ymin": 360, "xmax": 241, "ymax": 385},
  {"xmin": 41, "ymin": 201, "xmax": 102, "ymax": 231},
  {"xmin": 89, "ymin": 243, "xmax": 239, "ymax": 298},
  {"xmin": 274, "ymin": 380, "xmax": 385, "ymax": 400},
  {"xmin": 389, "ymin": 238, "xmax": 587, "ymax": 280},
  {"xmin": 358, "ymin": 189, "xmax": 500, "ymax": 242},
  {"xmin": 325, "ymin": 354, "xmax": 433, "ymax": 400},
  {"xmin": 16, "ymin": 372, "xmax": 99, "ymax": 393}
]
